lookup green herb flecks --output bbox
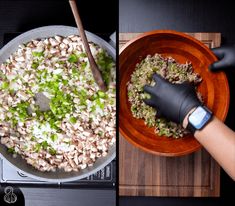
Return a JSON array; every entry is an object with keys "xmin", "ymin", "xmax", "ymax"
[
  {"xmin": 41, "ymin": 141, "xmax": 48, "ymax": 150},
  {"xmin": 69, "ymin": 116, "xmax": 77, "ymax": 124},
  {"xmin": 95, "ymin": 98, "xmax": 104, "ymax": 110},
  {"xmin": 9, "ymin": 101, "xmax": 30, "ymax": 122},
  {"xmin": 68, "ymin": 54, "xmax": 78, "ymax": 63},
  {"xmin": 77, "ymin": 52, "xmax": 87, "ymax": 58},
  {"xmin": 50, "ymin": 134, "xmax": 58, "ymax": 142},
  {"xmin": 0, "ymin": 71, "xmax": 7, "ymax": 80},
  {"xmin": 7, "ymin": 147, "xmax": 16, "ymax": 154},
  {"xmin": 34, "ymin": 143, "xmax": 41, "ymax": 152},
  {"xmin": 71, "ymin": 67, "xmax": 80, "ymax": 78},
  {"xmin": 1, "ymin": 81, "xmax": 9, "ymax": 90},
  {"xmin": 32, "ymin": 61, "xmax": 39, "ymax": 69},
  {"xmin": 49, "ymin": 148, "xmax": 57, "ymax": 155},
  {"xmin": 97, "ymin": 51, "xmax": 114, "ymax": 85},
  {"xmin": 32, "ymin": 51, "xmax": 44, "ymax": 57},
  {"xmin": 50, "ymin": 91, "xmax": 74, "ymax": 119},
  {"xmin": 97, "ymin": 91, "xmax": 107, "ymax": 99}
]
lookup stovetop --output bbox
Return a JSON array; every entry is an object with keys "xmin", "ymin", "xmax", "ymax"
[
  {"xmin": 0, "ymin": 157, "xmax": 116, "ymax": 188},
  {"xmin": 0, "ymin": 32, "xmax": 116, "ymax": 189}
]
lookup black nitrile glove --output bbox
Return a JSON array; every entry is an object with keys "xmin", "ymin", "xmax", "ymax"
[
  {"xmin": 143, "ymin": 73, "xmax": 201, "ymax": 124},
  {"xmin": 209, "ymin": 46, "xmax": 235, "ymax": 71}
]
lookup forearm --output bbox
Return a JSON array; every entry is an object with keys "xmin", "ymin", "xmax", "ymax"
[
  {"xmin": 184, "ymin": 113, "xmax": 235, "ymax": 180},
  {"xmin": 143, "ymin": 72, "xmax": 235, "ymax": 180}
]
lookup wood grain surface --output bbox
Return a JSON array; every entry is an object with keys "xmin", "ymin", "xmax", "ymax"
[{"xmin": 119, "ymin": 32, "xmax": 222, "ymax": 197}]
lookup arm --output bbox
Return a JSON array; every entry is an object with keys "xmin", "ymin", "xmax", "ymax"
[
  {"xmin": 183, "ymin": 110, "xmax": 235, "ymax": 181},
  {"xmin": 144, "ymin": 73, "xmax": 235, "ymax": 180}
]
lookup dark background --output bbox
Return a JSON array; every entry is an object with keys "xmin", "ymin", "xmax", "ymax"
[
  {"xmin": 0, "ymin": 0, "xmax": 235, "ymax": 205},
  {"xmin": 119, "ymin": 0, "xmax": 235, "ymax": 206},
  {"xmin": 0, "ymin": 0, "xmax": 117, "ymax": 206},
  {"xmin": 0, "ymin": 0, "xmax": 117, "ymax": 46}
]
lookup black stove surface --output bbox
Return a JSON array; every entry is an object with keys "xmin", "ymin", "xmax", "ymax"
[{"xmin": 0, "ymin": 157, "xmax": 116, "ymax": 188}]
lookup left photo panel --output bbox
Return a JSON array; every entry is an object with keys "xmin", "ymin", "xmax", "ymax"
[{"xmin": 0, "ymin": 0, "xmax": 117, "ymax": 206}]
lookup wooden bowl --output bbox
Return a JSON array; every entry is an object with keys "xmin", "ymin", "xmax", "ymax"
[{"xmin": 119, "ymin": 30, "xmax": 230, "ymax": 156}]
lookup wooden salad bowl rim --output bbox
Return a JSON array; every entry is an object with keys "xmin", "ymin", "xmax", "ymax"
[{"xmin": 119, "ymin": 30, "xmax": 230, "ymax": 156}]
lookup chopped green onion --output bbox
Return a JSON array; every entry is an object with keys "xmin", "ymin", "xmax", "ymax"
[
  {"xmin": 97, "ymin": 51, "xmax": 114, "ymax": 85},
  {"xmin": 64, "ymin": 140, "xmax": 71, "ymax": 145},
  {"xmin": 69, "ymin": 116, "xmax": 77, "ymax": 124},
  {"xmin": 98, "ymin": 131, "xmax": 103, "ymax": 136},
  {"xmin": 58, "ymin": 61, "xmax": 65, "ymax": 65},
  {"xmin": 90, "ymin": 94, "xmax": 98, "ymax": 101},
  {"xmin": 80, "ymin": 62, "xmax": 87, "ymax": 70},
  {"xmin": 68, "ymin": 54, "xmax": 78, "ymax": 63},
  {"xmin": 78, "ymin": 52, "xmax": 87, "ymax": 58},
  {"xmin": 50, "ymin": 134, "xmax": 58, "ymax": 142},
  {"xmin": 26, "ymin": 90, "xmax": 34, "ymax": 95},
  {"xmin": 34, "ymin": 143, "xmax": 41, "ymax": 152},
  {"xmin": 80, "ymin": 89, "xmax": 87, "ymax": 97},
  {"xmin": 11, "ymin": 118, "xmax": 18, "ymax": 127},
  {"xmin": 9, "ymin": 89, "xmax": 15, "ymax": 96},
  {"xmin": 50, "ymin": 92, "xmax": 73, "ymax": 119},
  {"xmin": 9, "ymin": 101, "xmax": 30, "ymax": 122},
  {"xmin": 71, "ymin": 67, "xmax": 80, "ymax": 77},
  {"xmin": 62, "ymin": 79, "xmax": 68, "ymax": 85},
  {"xmin": 41, "ymin": 141, "xmax": 48, "ymax": 150},
  {"xmin": 32, "ymin": 51, "xmax": 44, "ymax": 57},
  {"xmin": 95, "ymin": 98, "xmax": 104, "ymax": 109},
  {"xmin": 97, "ymin": 91, "xmax": 107, "ymax": 99},
  {"xmin": 7, "ymin": 147, "xmax": 15, "ymax": 154},
  {"xmin": 49, "ymin": 148, "xmax": 56, "ymax": 155},
  {"xmin": 30, "ymin": 136, "xmax": 36, "ymax": 141},
  {"xmin": 1, "ymin": 81, "xmax": 9, "ymax": 90},
  {"xmin": 91, "ymin": 105, "xmax": 96, "ymax": 112},
  {"xmin": 0, "ymin": 71, "xmax": 6, "ymax": 80},
  {"xmin": 32, "ymin": 62, "xmax": 39, "ymax": 69}
]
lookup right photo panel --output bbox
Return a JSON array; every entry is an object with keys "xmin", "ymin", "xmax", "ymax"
[{"xmin": 119, "ymin": 0, "xmax": 235, "ymax": 205}]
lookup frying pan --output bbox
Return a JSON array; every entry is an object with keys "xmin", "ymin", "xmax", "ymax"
[{"xmin": 0, "ymin": 25, "xmax": 116, "ymax": 182}]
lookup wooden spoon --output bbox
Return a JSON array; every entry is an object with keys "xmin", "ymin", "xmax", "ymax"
[{"xmin": 69, "ymin": 0, "xmax": 107, "ymax": 91}]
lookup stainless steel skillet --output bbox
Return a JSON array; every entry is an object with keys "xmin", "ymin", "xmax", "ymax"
[{"xmin": 0, "ymin": 25, "xmax": 116, "ymax": 182}]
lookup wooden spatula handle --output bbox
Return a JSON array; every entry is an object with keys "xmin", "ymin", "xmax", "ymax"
[{"xmin": 69, "ymin": 0, "xmax": 107, "ymax": 91}]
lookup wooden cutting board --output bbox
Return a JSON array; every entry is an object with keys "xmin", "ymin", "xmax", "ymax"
[{"xmin": 119, "ymin": 32, "xmax": 221, "ymax": 197}]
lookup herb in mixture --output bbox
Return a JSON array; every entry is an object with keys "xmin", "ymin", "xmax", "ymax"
[{"xmin": 127, "ymin": 54, "xmax": 202, "ymax": 138}]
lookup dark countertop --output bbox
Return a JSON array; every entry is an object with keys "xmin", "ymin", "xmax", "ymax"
[
  {"xmin": 0, "ymin": 0, "xmax": 117, "ymax": 206},
  {"xmin": 21, "ymin": 188, "xmax": 115, "ymax": 206},
  {"xmin": 0, "ymin": 0, "xmax": 117, "ymax": 46},
  {"xmin": 1, "ymin": 187, "xmax": 115, "ymax": 206},
  {"xmin": 119, "ymin": 0, "xmax": 235, "ymax": 205}
]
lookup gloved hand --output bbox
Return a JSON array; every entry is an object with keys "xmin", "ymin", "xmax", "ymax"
[
  {"xmin": 143, "ymin": 73, "xmax": 201, "ymax": 124},
  {"xmin": 209, "ymin": 45, "xmax": 235, "ymax": 71}
]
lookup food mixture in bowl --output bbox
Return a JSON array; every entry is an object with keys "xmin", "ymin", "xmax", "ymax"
[
  {"xmin": 0, "ymin": 35, "xmax": 116, "ymax": 172},
  {"xmin": 127, "ymin": 53, "xmax": 202, "ymax": 138}
]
